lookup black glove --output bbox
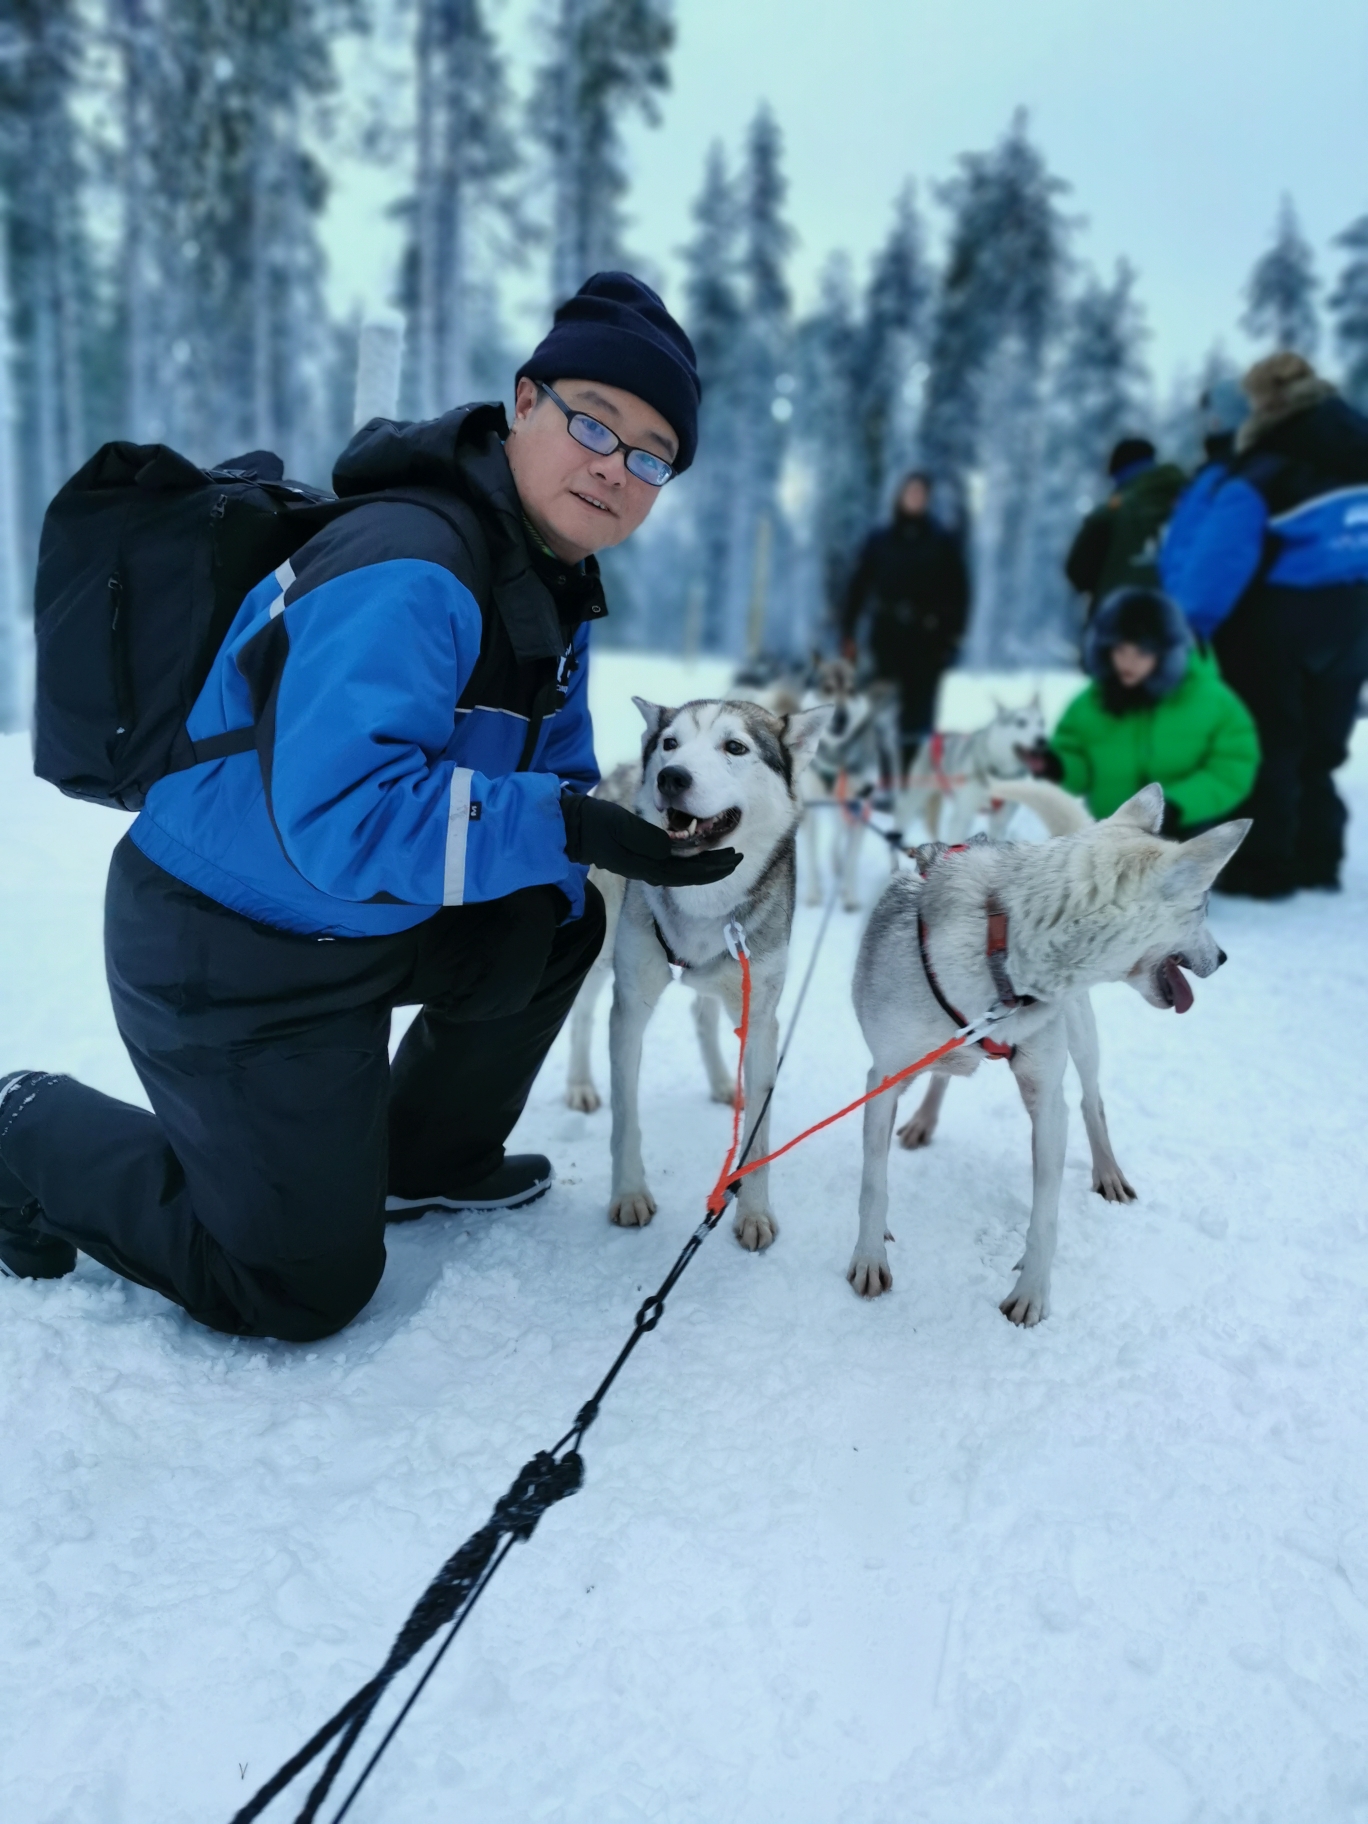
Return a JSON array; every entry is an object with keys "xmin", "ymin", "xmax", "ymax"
[
  {"xmin": 1016, "ymin": 742, "xmax": 1064, "ymax": 782},
  {"xmin": 561, "ymin": 792, "xmax": 744, "ymax": 887}
]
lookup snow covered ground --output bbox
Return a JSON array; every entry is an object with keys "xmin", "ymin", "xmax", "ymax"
[{"xmin": 4, "ymin": 664, "xmax": 1368, "ymax": 1824}]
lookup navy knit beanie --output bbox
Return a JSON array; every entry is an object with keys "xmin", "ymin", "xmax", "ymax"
[{"xmin": 517, "ymin": 272, "xmax": 701, "ymax": 473}]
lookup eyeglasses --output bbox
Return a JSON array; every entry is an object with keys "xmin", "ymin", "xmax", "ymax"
[{"xmin": 536, "ymin": 381, "xmax": 676, "ymax": 487}]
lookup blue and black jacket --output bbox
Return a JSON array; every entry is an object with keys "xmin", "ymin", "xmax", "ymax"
[
  {"xmin": 130, "ymin": 405, "xmax": 606, "ymax": 938},
  {"xmin": 1162, "ymin": 395, "xmax": 1368, "ymax": 640}
]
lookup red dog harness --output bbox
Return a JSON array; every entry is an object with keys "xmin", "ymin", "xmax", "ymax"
[{"xmin": 916, "ymin": 848, "xmax": 1033, "ymax": 1060}]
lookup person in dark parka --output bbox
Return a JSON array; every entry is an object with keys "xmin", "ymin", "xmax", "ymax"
[
  {"xmin": 1066, "ymin": 436, "xmax": 1187, "ymax": 626},
  {"xmin": 839, "ymin": 471, "xmax": 969, "ymax": 766},
  {"xmin": 1165, "ymin": 353, "xmax": 1368, "ymax": 896}
]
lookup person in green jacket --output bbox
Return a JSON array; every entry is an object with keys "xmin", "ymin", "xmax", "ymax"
[{"xmin": 1023, "ymin": 586, "xmax": 1260, "ymax": 837}]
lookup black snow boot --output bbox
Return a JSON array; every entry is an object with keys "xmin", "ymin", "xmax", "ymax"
[
  {"xmin": 385, "ymin": 1154, "xmax": 555, "ymax": 1221},
  {"xmin": 0, "ymin": 1073, "xmax": 76, "ymax": 1280}
]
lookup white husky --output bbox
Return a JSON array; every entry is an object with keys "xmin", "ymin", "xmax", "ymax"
[
  {"xmin": 893, "ymin": 774, "xmax": 1134, "ymax": 1210},
  {"xmin": 849, "ymin": 785, "xmax": 1249, "ymax": 1324},
  {"xmin": 896, "ymin": 698, "xmax": 1047, "ymax": 845},
  {"xmin": 609, "ymin": 697, "xmax": 832, "ymax": 1251}
]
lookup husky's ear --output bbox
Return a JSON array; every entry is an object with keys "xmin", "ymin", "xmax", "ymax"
[
  {"xmin": 1107, "ymin": 783, "xmax": 1165, "ymax": 833},
  {"xmin": 1162, "ymin": 819, "xmax": 1252, "ymax": 898},
  {"xmin": 783, "ymin": 703, "xmax": 836, "ymax": 778},
  {"xmin": 632, "ymin": 697, "xmax": 674, "ymax": 746}
]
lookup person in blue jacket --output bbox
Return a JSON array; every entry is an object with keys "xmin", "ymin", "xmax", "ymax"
[
  {"xmin": 1162, "ymin": 353, "xmax": 1368, "ymax": 897},
  {"xmin": 0, "ymin": 273, "xmax": 741, "ymax": 1339},
  {"xmin": 1159, "ymin": 377, "xmax": 1247, "ymax": 606}
]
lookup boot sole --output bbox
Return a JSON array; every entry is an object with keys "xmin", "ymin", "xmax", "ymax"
[{"xmin": 385, "ymin": 1176, "xmax": 554, "ymax": 1218}]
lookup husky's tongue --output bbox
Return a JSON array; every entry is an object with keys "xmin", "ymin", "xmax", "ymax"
[{"xmin": 1163, "ymin": 956, "xmax": 1194, "ymax": 1014}]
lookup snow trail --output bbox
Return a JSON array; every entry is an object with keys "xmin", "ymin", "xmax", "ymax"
[{"xmin": 3, "ymin": 696, "xmax": 1368, "ymax": 1823}]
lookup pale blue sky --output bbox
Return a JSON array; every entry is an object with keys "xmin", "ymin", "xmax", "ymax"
[{"xmin": 323, "ymin": 0, "xmax": 1368, "ymax": 385}]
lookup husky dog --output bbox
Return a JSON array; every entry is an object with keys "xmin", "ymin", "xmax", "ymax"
[
  {"xmin": 566, "ymin": 764, "xmax": 737, "ymax": 1113},
  {"xmin": 801, "ymin": 657, "xmax": 901, "ymax": 911},
  {"xmin": 893, "ymin": 774, "xmax": 1134, "ymax": 1209},
  {"xmin": 848, "ymin": 784, "xmax": 1249, "ymax": 1323},
  {"xmin": 730, "ymin": 653, "xmax": 806, "ymax": 721},
  {"xmin": 609, "ymin": 697, "xmax": 833, "ymax": 1250},
  {"xmin": 897, "ymin": 698, "xmax": 1047, "ymax": 845}
]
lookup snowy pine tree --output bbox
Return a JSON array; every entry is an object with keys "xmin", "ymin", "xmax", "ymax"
[
  {"xmin": 852, "ymin": 182, "xmax": 931, "ymax": 525},
  {"xmin": 532, "ymin": 0, "xmax": 673, "ymax": 305},
  {"xmin": 1057, "ymin": 261, "xmax": 1150, "ymax": 479},
  {"xmin": 0, "ymin": 1, "xmax": 91, "ymax": 515},
  {"xmin": 919, "ymin": 115, "xmax": 1070, "ymax": 663},
  {"xmin": 733, "ymin": 104, "xmax": 794, "ymax": 655},
  {"xmin": 1243, "ymin": 195, "xmax": 1320, "ymax": 357},
  {"xmin": 401, "ymin": 0, "xmax": 518, "ymax": 418},
  {"xmin": 1027, "ymin": 262, "xmax": 1152, "ymax": 659},
  {"xmin": 1329, "ymin": 215, "xmax": 1368, "ymax": 410},
  {"xmin": 794, "ymin": 251, "xmax": 865, "ymax": 642},
  {"xmin": 679, "ymin": 139, "xmax": 744, "ymax": 652},
  {"xmin": 0, "ymin": 187, "xmax": 24, "ymax": 729},
  {"xmin": 110, "ymin": 1, "xmax": 362, "ymax": 478}
]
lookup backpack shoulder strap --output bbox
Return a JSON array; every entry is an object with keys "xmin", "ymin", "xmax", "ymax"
[{"xmin": 188, "ymin": 488, "xmax": 497, "ymax": 771}]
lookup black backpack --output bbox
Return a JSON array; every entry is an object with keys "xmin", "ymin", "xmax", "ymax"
[{"xmin": 32, "ymin": 441, "xmax": 488, "ymax": 811}]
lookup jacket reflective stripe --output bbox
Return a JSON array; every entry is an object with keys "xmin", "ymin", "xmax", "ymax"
[
  {"xmin": 443, "ymin": 767, "xmax": 475, "ymax": 904},
  {"xmin": 268, "ymin": 556, "xmax": 296, "ymax": 620},
  {"xmin": 1268, "ymin": 484, "xmax": 1368, "ymax": 530}
]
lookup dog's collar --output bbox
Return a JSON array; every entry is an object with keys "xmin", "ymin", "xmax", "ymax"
[
  {"xmin": 652, "ymin": 916, "xmax": 729, "ymax": 979},
  {"xmin": 916, "ymin": 890, "xmax": 1034, "ymax": 1062}
]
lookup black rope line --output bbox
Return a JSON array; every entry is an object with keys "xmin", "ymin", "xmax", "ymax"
[{"xmin": 231, "ymin": 878, "xmax": 844, "ymax": 1823}]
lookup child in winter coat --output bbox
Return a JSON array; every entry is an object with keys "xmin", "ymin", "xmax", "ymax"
[{"xmin": 1025, "ymin": 587, "xmax": 1259, "ymax": 837}]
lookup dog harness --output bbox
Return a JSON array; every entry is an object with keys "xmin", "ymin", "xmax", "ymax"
[{"xmin": 916, "ymin": 849, "xmax": 1034, "ymax": 1059}]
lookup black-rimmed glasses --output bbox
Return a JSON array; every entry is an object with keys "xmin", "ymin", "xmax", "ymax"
[{"xmin": 536, "ymin": 381, "xmax": 676, "ymax": 487}]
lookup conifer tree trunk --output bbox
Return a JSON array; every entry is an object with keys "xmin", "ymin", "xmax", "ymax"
[
  {"xmin": 117, "ymin": 0, "xmax": 155, "ymax": 440},
  {"xmin": 414, "ymin": 0, "xmax": 440, "ymax": 417},
  {"xmin": 0, "ymin": 199, "xmax": 27, "ymax": 731}
]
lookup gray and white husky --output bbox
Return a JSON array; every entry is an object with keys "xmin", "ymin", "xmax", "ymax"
[
  {"xmin": 849, "ymin": 784, "xmax": 1249, "ymax": 1324},
  {"xmin": 897, "ymin": 698, "xmax": 1047, "ymax": 845},
  {"xmin": 566, "ymin": 764, "xmax": 739, "ymax": 1112},
  {"xmin": 609, "ymin": 697, "xmax": 832, "ymax": 1251},
  {"xmin": 801, "ymin": 657, "xmax": 900, "ymax": 912}
]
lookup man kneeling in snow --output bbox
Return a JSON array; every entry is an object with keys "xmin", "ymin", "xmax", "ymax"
[{"xmin": 0, "ymin": 275, "xmax": 739, "ymax": 1339}]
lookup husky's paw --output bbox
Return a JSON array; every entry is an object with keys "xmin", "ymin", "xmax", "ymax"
[
  {"xmin": 566, "ymin": 1081, "xmax": 601, "ymax": 1113},
  {"xmin": 999, "ymin": 1275, "xmax": 1050, "ymax": 1326},
  {"xmin": 710, "ymin": 1081, "xmax": 742, "ymax": 1108},
  {"xmin": 847, "ymin": 1248, "xmax": 893, "ymax": 1297},
  {"xmin": 609, "ymin": 1189, "xmax": 657, "ymax": 1227},
  {"xmin": 1092, "ymin": 1161, "xmax": 1137, "ymax": 1202},
  {"xmin": 896, "ymin": 1109, "xmax": 937, "ymax": 1150},
  {"xmin": 734, "ymin": 1209, "xmax": 778, "ymax": 1251}
]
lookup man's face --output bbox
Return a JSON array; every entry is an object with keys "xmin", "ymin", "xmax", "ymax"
[
  {"xmin": 505, "ymin": 375, "xmax": 678, "ymax": 563},
  {"xmin": 899, "ymin": 478, "xmax": 929, "ymax": 517}
]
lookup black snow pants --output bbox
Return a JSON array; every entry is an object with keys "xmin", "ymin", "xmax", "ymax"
[
  {"xmin": 1214, "ymin": 583, "xmax": 1368, "ymax": 888},
  {"xmin": 1, "ymin": 839, "xmax": 604, "ymax": 1341}
]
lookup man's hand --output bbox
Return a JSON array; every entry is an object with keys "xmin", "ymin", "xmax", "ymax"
[
  {"xmin": 562, "ymin": 793, "xmax": 743, "ymax": 887},
  {"xmin": 1015, "ymin": 742, "xmax": 1064, "ymax": 782}
]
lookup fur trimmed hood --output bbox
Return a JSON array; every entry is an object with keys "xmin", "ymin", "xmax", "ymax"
[
  {"xmin": 1085, "ymin": 588, "xmax": 1192, "ymax": 704},
  {"xmin": 1237, "ymin": 353, "xmax": 1338, "ymax": 453}
]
